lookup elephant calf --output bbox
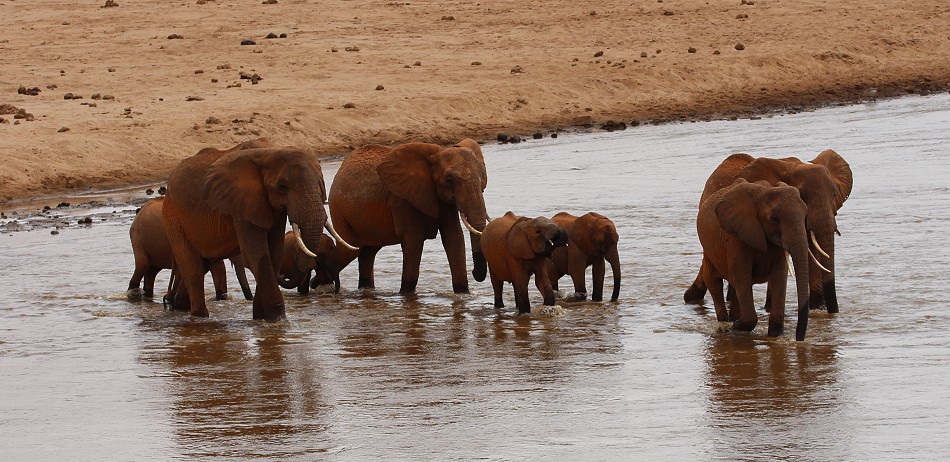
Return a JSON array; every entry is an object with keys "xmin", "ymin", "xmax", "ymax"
[
  {"xmin": 276, "ymin": 231, "xmax": 341, "ymax": 295},
  {"xmin": 481, "ymin": 211, "xmax": 569, "ymax": 314},
  {"xmin": 546, "ymin": 212, "xmax": 621, "ymax": 302},
  {"xmin": 128, "ymin": 197, "xmax": 251, "ymax": 301}
]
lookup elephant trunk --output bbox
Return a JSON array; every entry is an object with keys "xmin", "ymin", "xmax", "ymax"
[
  {"xmin": 606, "ymin": 245, "xmax": 621, "ymax": 302},
  {"xmin": 460, "ymin": 195, "xmax": 489, "ymax": 282},
  {"xmin": 288, "ymin": 191, "xmax": 328, "ymax": 268},
  {"xmin": 787, "ymin": 230, "xmax": 812, "ymax": 341},
  {"xmin": 811, "ymin": 226, "xmax": 838, "ymax": 313}
]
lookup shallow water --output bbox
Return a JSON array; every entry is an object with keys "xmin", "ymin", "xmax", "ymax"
[{"xmin": 2, "ymin": 94, "xmax": 950, "ymax": 460}]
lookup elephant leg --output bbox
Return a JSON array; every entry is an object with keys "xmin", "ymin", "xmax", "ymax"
[
  {"xmin": 491, "ymin": 276, "xmax": 505, "ymax": 308},
  {"xmin": 726, "ymin": 284, "xmax": 740, "ymax": 322},
  {"xmin": 732, "ymin": 280, "xmax": 757, "ymax": 332},
  {"xmin": 683, "ymin": 260, "xmax": 709, "ymax": 304},
  {"xmin": 209, "ymin": 259, "xmax": 228, "ymax": 300},
  {"xmin": 439, "ymin": 214, "xmax": 470, "ymax": 294},
  {"xmin": 767, "ymin": 260, "xmax": 788, "ymax": 337},
  {"xmin": 142, "ymin": 266, "xmax": 161, "ymax": 299},
  {"xmin": 590, "ymin": 257, "xmax": 606, "ymax": 302},
  {"xmin": 357, "ymin": 246, "xmax": 381, "ymax": 290},
  {"xmin": 297, "ymin": 270, "xmax": 312, "ymax": 295},
  {"xmin": 533, "ymin": 265, "xmax": 556, "ymax": 306},
  {"xmin": 231, "ymin": 257, "xmax": 254, "ymax": 301},
  {"xmin": 236, "ymin": 222, "xmax": 285, "ymax": 321},
  {"xmin": 707, "ymin": 275, "xmax": 728, "ymax": 323},
  {"xmin": 513, "ymin": 271, "xmax": 532, "ymax": 314},
  {"xmin": 128, "ymin": 260, "xmax": 147, "ymax": 292},
  {"xmin": 567, "ymin": 253, "xmax": 589, "ymax": 301},
  {"xmin": 399, "ymin": 238, "xmax": 425, "ymax": 294}
]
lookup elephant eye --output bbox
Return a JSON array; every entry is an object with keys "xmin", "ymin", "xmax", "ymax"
[
  {"xmin": 277, "ymin": 180, "xmax": 289, "ymax": 193},
  {"xmin": 769, "ymin": 215, "xmax": 779, "ymax": 223},
  {"xmin": 444, "ymin": 173, "xmax": 457, "ymax": 186}
]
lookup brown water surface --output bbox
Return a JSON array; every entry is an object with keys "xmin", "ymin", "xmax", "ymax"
[{"xmin": 2, "ymin": 95, "xmax": 949, "ymax": 460}]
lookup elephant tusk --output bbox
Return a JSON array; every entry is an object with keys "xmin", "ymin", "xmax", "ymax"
[
  {"xmin": 324, "ymin": 220, "xmax": 358, "ymax": 251},
  {"xmin": 460, "ymin": 213, "xmax": 483, "ymax": 236},
  {"xmin": 809, "ymin": 248, "xmax": 832, "ymax": 274},
  {"xmin": 810, "ymin": 230, "xmax": 830, "ymax": 258},
  {"xmin": 292, "ymin": 222, "xmax": 319, "ymax": 258}
]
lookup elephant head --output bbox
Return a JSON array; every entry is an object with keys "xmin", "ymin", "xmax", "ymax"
[
  {"xmin": 738, "ymin": 150, "xmax": 852, "ymax": 312},
  {"xmin": 716, "ymin": 179, "xmax": 813, "ymax": 339},
  {"xmin": 569, "ymin": 212, "xmax": 621, "ymax": 302},
  {"xmin": 508, "ymin": 215, "xmax": 570, "ymax": 260},
  {"xmin": 204, "ymin": 148, "xmax": 329, "ymax": 298},
  {"xmin": 377, "ymin": 139, "xmax": 490, "ymax": 279},
  {"xmin": 278, "ymin": 232, "xmax": 341, "ymax": 295}
]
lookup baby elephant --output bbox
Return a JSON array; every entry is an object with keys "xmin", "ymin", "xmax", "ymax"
[
  {"xmin": 128, "ymin": 197, "xmax": 252, "ymax": 301},
  {"xmin": 277, "ymin": 231, "xmax": 341, "ymax": 295},
  {"xmin": 546, "ymin": 212, "xmax": 621, "ymax": 302},
  {"xmin": 480, "ymin": 211, "xmax": 569, "ymax": 313}
]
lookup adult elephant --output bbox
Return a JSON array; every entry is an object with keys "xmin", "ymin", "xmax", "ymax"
[
  {"xmin": 276, "ymin": 231, "xmax": 341, "ymax": 295},
  {"xmin": 546, "ymin": 212, "xmax": 621, "ymax": 302},
  {"xmin": 328, "ymin": 139, "xmax": 489, "ymax": 294},
  {"xmin": 163, "ymin": 138, "xmax": 350, "ymax": 320},
  {"xmin": 684, "ymin": 149, "xmax": 852, "ymax": 313},
  {"xmin": 128, "ymin": 197, "xmax": 251, "ymax": 301},
  {"xmin": 481, "ymin": 212, "xmax": 569, "ymax": 313}
]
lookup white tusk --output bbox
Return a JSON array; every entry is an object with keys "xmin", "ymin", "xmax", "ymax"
[
  {"xmin": 324, "ymin": 221, "xmax": 358, "ymax": 251},
  {"xmin": 809, "ymin": 248, "xmax": 832, "ymax": 274},
  {"xmin": 460, "ymin": 213, "xmax": 482, "ymax": 236},
  {"xmin": 292, "ymin": 222, "xmax": 318, "ymax": 258},
  {"xmin": 810, "ymin": 230, "xmax": 830, "ymax": 258}
]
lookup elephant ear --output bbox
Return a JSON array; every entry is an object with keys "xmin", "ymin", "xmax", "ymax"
[
  {"xmin": 571, "ymin": 213, "xmax": 600, "ymax": 255},
  {"xmin": 507, "ymin": 216, "xmax": 539, "ymax": 260},
  {"xmin": 204, "ymin": 150, "xmax": 273, "ymax": 229},
  {"xmin": 716, "ymin": 183, "xmax": 768, "ymax": 251},
  {"xmin": 811, "ymin": 149, "xmax": 853, "ymax": 210},
  {"xmin": 378, "ymin": 143, "xmax": 442, "ymax": 218},
  {"xmin": 454, "ymin": 138, "xmax": 487, "ymax": 190}
]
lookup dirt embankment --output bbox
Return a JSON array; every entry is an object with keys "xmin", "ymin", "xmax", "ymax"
[{"xmin": 2, "ymin": 0, "xmax": 949, "ymax": 206}]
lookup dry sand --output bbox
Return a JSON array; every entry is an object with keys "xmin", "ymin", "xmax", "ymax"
[{"xmin": 2, "ymin": 0, "xmax": 949, "ymax": 206}]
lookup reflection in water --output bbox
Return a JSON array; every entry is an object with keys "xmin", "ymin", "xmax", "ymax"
[
  {"xmin": 138, "ymin": 318, "xmax": 331, "ymax": 458},
  {"xmin": 703, "ymin": 335, "xmax": 843, "ymax": 460}
]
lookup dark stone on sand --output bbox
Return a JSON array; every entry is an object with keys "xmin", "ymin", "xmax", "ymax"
[
  {"xmin": 735, "ymin": 43, "xmax": 745, "ymax": 50},
  {"xmin": 167, "ymin": 34, "xmax": 184, "ymax": 40},
  {"xmin": 241, "ymin": 40, "xmax": 257, "ymax": 46},
  {"xmin": 266, "ymin": 33, "xmax": 279, "ymax": 39},
  {"xmin": 343, "ymin": 102, "xmax": 356, "ymax": 108},
  {"xmin": 594, "ymin": 51, "xmax": 604, "ymax": 57},
  {"xmin": 496, "ymin": 133, "xmax": 509, "ymax": 143},
  {"xmin": 375, "ymin": 85, "xmax": 385, "ymax": 90},
  {"xmin": 533, "ymin": 132, "xmax": 543, "ymax": 139}
]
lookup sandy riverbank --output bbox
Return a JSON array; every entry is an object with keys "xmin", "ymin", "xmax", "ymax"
[{"xmin": 1, "ymin": 0, "xmax": 949, "ymax": 206}]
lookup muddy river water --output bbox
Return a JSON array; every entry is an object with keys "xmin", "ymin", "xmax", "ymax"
[{"xmin": 2, "ymin": 94, "xmax": 949, "ymax": 460}]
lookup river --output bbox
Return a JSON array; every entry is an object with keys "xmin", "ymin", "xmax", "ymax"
[{"xmin": 1, "ymin": 93, "xmax": 949, "ymax": 460}]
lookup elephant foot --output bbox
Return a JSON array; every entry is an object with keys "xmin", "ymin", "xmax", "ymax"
[
  {"xmin": 572, "ymin": 292, "xmax": 588, "ymax": 301},
  {"xmin": 126, "ymin": 288, "xmax": 145, "ymax": 302},
  {"xmin": 732, "ymin": 319, "xmax": 756, "ymax": 332},
  {"xmin": 767, "ymin": 320, "xmax": 784, "ymax": 337},
  {"xmin": 452, "ymin": 282, "xmax": 470, "ymax": 294},
  {"xmin": 252, "ymin": 304, "xmax": 285, "ymax": 321},
  {"xmin": 190, "ymin": 306, "xmax": 210, "ymax": 317},
  {"xmin": 683, "ymin": 284, "xmax": 707, "ymax": 304}
]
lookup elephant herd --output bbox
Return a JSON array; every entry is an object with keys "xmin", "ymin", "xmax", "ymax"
[{"xmin": 126, "ymin": 137, "xmax": 852, "ymax": 341}]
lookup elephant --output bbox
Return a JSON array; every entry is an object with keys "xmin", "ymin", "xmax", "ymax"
[
  {"xmin": 328, "ymin": 138, "xmax": 489, "ymax": 294},
  {"xmin": 546, "ymin": 212, "xmax": 621, "ymax": 302},
  {"xmin": 128, "ymin": 197, "xmax": 252, "ymax": 301},
  {"xmin": 695, "ymin": 178, "xmax": 823, "ymax": 340},
  {"xmin": 276, "ymin": 231, "xmax": 341, "ymax": 295},
  {"xmin": 162, "ymin": 138, "xmax": 352, "ymax": 320},
  {"xmin": 684, "ymin": 149, "xmax": 852, "ymax": 313},
  {"xmin": 480, "ymin": 211, "xmax": 569, "ymax": 314}
]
